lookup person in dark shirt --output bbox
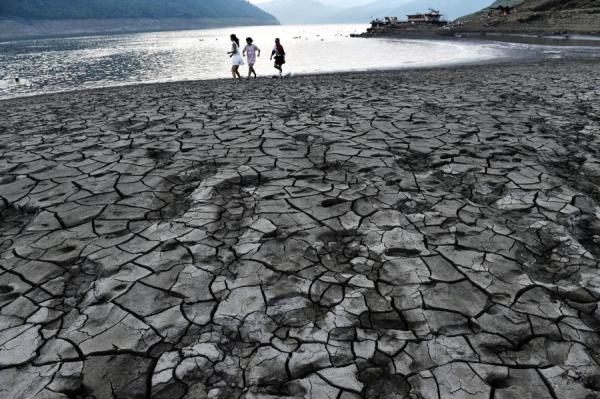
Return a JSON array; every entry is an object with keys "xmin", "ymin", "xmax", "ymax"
[{"xmin": 270, "ymin": 38, "xmax": 286, "ymax": 78}]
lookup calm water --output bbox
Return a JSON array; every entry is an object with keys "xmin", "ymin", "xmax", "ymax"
[{"xmin": 0, "ymin": 24, "xmax": 599, "ymax": 99}]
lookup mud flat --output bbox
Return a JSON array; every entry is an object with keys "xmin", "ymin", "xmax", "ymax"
[{"xmin": 1, "ymin": 59, "xmax": 600, "ymax": 398}]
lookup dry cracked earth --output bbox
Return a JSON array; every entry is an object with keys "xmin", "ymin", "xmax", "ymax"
[{"xmin": 1, "ymin": 60, "xmax": 600, "ymax": 399}]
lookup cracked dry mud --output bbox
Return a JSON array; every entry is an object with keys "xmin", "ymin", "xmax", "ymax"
[{"xmin": 1, "ymin": 59, "xmax": 600, "ymax": 398}]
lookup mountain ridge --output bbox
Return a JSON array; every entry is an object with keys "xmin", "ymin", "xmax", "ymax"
[
  {"xmin": 257, "ymin": 0, "xmax": 339, "ymax": 25},
  {"xmin": 0, "ymin": 0, "xmax": 278, "ymax": 40},
  {"xmin": 0, "ymin": 0, "xmax": 277, "ymax": 21}
]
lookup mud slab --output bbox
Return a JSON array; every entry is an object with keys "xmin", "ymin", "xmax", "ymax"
[{"xmin": 1, "ymin": 60, "xmax": 600, "ymax": 398}]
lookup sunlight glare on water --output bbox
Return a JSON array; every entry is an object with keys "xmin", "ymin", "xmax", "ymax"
[{"xmin": 0, "ymin": 24, "xmax": 517, "ymax": 98}]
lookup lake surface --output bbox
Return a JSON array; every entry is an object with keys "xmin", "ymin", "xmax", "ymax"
[{"xmin": 1, "ymin": 24, "xmax": 599, "ymax": 99}]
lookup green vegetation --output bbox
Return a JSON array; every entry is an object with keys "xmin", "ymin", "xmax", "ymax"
[{"xmin": 0, "ymin": 0, "xmax": 277, "ymax": 21}]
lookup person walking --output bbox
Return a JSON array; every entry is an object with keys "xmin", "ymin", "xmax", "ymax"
[
  {"xmin": 270, "ymin": 38, "xmax": 286, "ymax": 78},
  {"xmin": 242, "ymin": 37, "xmax": 261, "ymax": 79},
  {"xmin": 228, "ymin": 34, "xmax": 244, "ymax": 81}
]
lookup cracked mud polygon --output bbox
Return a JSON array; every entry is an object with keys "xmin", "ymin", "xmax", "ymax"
[{"xmin": 1, "ymin": 60, "xmax": 600, "ymax": 398}]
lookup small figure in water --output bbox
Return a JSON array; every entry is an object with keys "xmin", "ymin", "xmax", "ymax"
[
  {"xmin": 242, "ymin": 37, "xmax": 261, "ymax": 79},
  {"xmin": 270, "ymin": 38, "xmax": 286, "ymax": 78},
  {"xmin": 14, "ymin": 78, "xmax": 20, "ymax": 84},
  {"xmin": 228, "ymin": 34, "xmax": 244, "ymax": 81}
]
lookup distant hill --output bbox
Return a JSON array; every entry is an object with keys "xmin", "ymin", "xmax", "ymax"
[
  {"xmin": 320, "ymin": 0, "xmax": 373, "ymax": 7},
  {"xmin": 258, "ymin": 0, "xmax": 340, "ymax": 25},
  {"xmin": 327, "ymin": 0, "xmax": 414, "ymax": 23},
  {"xmin": 456, "ymin": 0, "xmax": 600, "ymax": 34},
  {"xmin": 0, "ymin": 0, "xmax": 277, "ymax": 21},
  {"xmin": 326, "ymin": 0, "xmax": 493, "ymax": 23},
  {"xmin": 0, "ymin": 0, "xmax": 278, "ymax": 40},
  {"xmin": 258, "ymin": 0, "xmax": 494, "ymax": 24},
  {"xmin": 380, "ymin": 0, "xmax": 495, "ymax": 21}
]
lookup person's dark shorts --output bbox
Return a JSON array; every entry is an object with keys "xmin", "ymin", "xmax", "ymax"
[{"xmin": 274, "ymin": 55, "xmax": 286, "ymax": 66}]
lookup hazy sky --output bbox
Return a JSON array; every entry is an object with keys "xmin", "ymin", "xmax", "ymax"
[{"xmin": 250, "ymin": 0, "xmax": 375, "ymax": 4}]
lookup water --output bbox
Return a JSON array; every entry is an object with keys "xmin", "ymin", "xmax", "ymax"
[{"xmin": 0, "ymin": 24, "xmax": 599, "ymax": 99}]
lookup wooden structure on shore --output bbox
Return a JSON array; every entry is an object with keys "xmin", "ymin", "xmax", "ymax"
[{"xmin": 406, "ymin": 9, "xmax": 444, "ymax": 24}]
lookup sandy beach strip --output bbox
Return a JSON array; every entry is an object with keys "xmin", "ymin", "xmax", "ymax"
[{"xmin": 1, "ymin": 59, "xmax": 600, "ymax": 398}]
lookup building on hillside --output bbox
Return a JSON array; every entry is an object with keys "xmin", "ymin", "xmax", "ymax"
[
  {"xmin": 406, "ymin": 9, "xmax": 444, "ymax": 24},
  {"xmin": 359, "ymin": 8, "xmax": 448, "ymax": 37},
  {"xmin": 368, "ymin": 8, "xmax": 447, "ymax": 30}
]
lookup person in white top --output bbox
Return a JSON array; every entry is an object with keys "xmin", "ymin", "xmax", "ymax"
[
  {"xmin": 228, "ymin": 34, "xmax": 244, "ymax": 81},
  {"xmin": 242, "ymin": 37, "xmax": 261, "ymax": 79}
]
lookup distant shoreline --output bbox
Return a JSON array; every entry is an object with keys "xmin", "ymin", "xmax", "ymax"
[
  {"xmin": 0, "ymin": 18, "xmax": 280, "ymax": 42},
  {"xmin": 354, "ymin": 9, "xmax": 600, "ymax": 43},
  {"xmin": 355, "ymin": 29, "xmax": 600, "ymax": 47},
  {"xmin": 354, "ymin": 23, "xmax": 600, "ymax": 41}
]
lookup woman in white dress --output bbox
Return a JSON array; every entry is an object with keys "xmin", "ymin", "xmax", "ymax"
[{"xmin": 228, "ymin": 34, "xmax": 244, "ymax": 81}]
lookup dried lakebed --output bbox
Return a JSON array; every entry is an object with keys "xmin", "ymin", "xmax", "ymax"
[{"xmin": 1, "ymin": 60, "xmax": 600, "ymax": 398}]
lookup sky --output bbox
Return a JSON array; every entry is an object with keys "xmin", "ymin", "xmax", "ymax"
[{"xmin": 250, "ymin": 0, "xmax": 375, "ymax": 5}]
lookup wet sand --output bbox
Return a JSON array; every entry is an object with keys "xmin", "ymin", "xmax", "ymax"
[{"xmin": 1, "ymin": 59, "xmax": 600, "ymax": 398}]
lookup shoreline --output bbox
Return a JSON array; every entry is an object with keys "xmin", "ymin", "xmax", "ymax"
[
  {"xmin": 1, "ymin": 57, "xmax": 600, "ymax": 398},
  {"xmin": 1, "ymin": 55, "xmax": 594, "ymax": 103},
  {"xmin": 355, "ymin": 28, "xmax": 600, "ymax": 43}
]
